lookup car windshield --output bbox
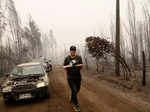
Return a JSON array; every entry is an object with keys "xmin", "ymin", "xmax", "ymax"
[{"xmin": 12, "ymin": 65, "xmax": 44, "ymax": 76}]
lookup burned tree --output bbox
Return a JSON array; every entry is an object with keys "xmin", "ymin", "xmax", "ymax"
[
  {"xmin": 127, "ymin": 0, "xmax": 139, "ymax": 68},
  {"xmin": 85, "ymin": 36, "xmax": 113, "ymax": 73},
  {"xmin": 23, "ymin": 17, "xmax": 42, "ymax": 58},
  {"xmin": 85, "ymin": 36, "xmax": 131, "ymax": 80},
  {"xmin": 0, "ymin": 0, "xmax": 43, "ymax": 74}
]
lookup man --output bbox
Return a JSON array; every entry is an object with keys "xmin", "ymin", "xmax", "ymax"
[{"xmin": 64, "ymin": 45, "xmax": 83, "ymax": 112}]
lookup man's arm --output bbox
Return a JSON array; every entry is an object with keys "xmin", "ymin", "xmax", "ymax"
[
  {"xmin": 64, "ymin": 56, "xmax": 69, "ymax": 70},
  {"xmin": 77, "ymin": 56, "xmax": 83, "ymax": 69},
  {"xmin": 64, "ymin": 56, "xmax": 83, "ymax": 68}
]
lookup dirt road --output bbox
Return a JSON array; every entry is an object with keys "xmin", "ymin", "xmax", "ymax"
[{"xmin": 0, "ymin": 66, "xmax": 149, "ymax": 112}]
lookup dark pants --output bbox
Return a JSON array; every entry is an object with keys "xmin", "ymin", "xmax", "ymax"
[{"xmin": 67, "ymin": 78, "xmax": 81, "ymax": 106}]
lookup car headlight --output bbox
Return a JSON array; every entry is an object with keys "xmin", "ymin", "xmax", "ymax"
[
  {"xmin": 36, "ymin": 82, "xmax": 46, "ymax": 88},
  {"xmin": 2, "ymin": 86, "xmax": 12, "ymax": 92},
  {"xmin": 37, "ymin": 81, "xmax": 49, "ymax": 88}
]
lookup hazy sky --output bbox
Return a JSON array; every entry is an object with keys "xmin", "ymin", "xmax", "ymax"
[{"xmin": 14, "ymin": 0, "xmax": 144, "ymax": 47}]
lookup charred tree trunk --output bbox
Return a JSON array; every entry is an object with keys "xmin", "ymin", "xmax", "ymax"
[
  {"xmin": 115, "ymin": 0, "xmax": 120, "ymax": 76},
  {"xmin": 142, "ymin": 51, "xmax": 146, "ymax": 86},
  {"xmin": 96, "ymin": 59, "xmax": 100, "ymax": 73}
]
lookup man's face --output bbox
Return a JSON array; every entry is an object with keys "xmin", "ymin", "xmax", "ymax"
[{"xmin": 70, "ymin": 50, "xmax": 76, "ymax": 56}]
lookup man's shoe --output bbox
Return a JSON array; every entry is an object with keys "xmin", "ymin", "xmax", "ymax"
[{"xmin": 73, "ymin": 105, "xmax": 80, "ymax": 112}]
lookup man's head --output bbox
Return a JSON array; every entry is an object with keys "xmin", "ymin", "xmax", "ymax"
[{"xmin": 70, "ymin": 45, "xmax": 76, "ymax": 56}]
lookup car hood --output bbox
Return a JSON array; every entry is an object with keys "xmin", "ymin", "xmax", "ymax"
[
  {"xmin": 8, "ymin": 74, "xmax": 44, "ymax": 86},
  {"xmin": 2, "ymin": 74, "xmax": 45, "ymax": 88},
  {"xmin": 11, "ymin": 74, "xmax": 43, "ymax": 81}
]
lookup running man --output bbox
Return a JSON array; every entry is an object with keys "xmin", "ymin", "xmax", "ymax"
[{"xmin": 64, "ymin": 45, "xmax": 83, "ymax": 112}]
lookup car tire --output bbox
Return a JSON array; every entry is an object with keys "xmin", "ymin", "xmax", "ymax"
[
  {"xmin": 44, "ymin": 87, "xmax": 50, "ymax": 99},
  {"xmin": 39, "ymin": 87, "xmax": 50, "ymax": 99}
]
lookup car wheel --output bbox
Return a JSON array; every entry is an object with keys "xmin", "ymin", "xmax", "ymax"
[
  {"xmin": 39, "ymin": 87, "xmax": 50, "ymax": 99},
  {"xmin": 44, "ymin": 87, "xmax": 50, "ymax": 99}
]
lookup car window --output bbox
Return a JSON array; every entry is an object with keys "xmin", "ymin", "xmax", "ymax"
[{"xmin": 16, "ymin": 65, "xmax": 44, "ymax": 76}]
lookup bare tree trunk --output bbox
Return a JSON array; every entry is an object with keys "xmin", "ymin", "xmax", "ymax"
[
  {"xmin": 83, "ymin": 47, "xmax": 89, "ymax": 70},
  {"xmin": 142, "ymin": 51, "xmax": 146, "ymax": 86},
  {"xmin": 96, "ymin": 59, "xmax": 99, "ymax": 73},
  {"xmin": 115, "ymin": 0, "xmax": 120, "ymax": 76},
  {"xmin": 127, "ymin": 0, "xmax": 139, "ymax": 68}
]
